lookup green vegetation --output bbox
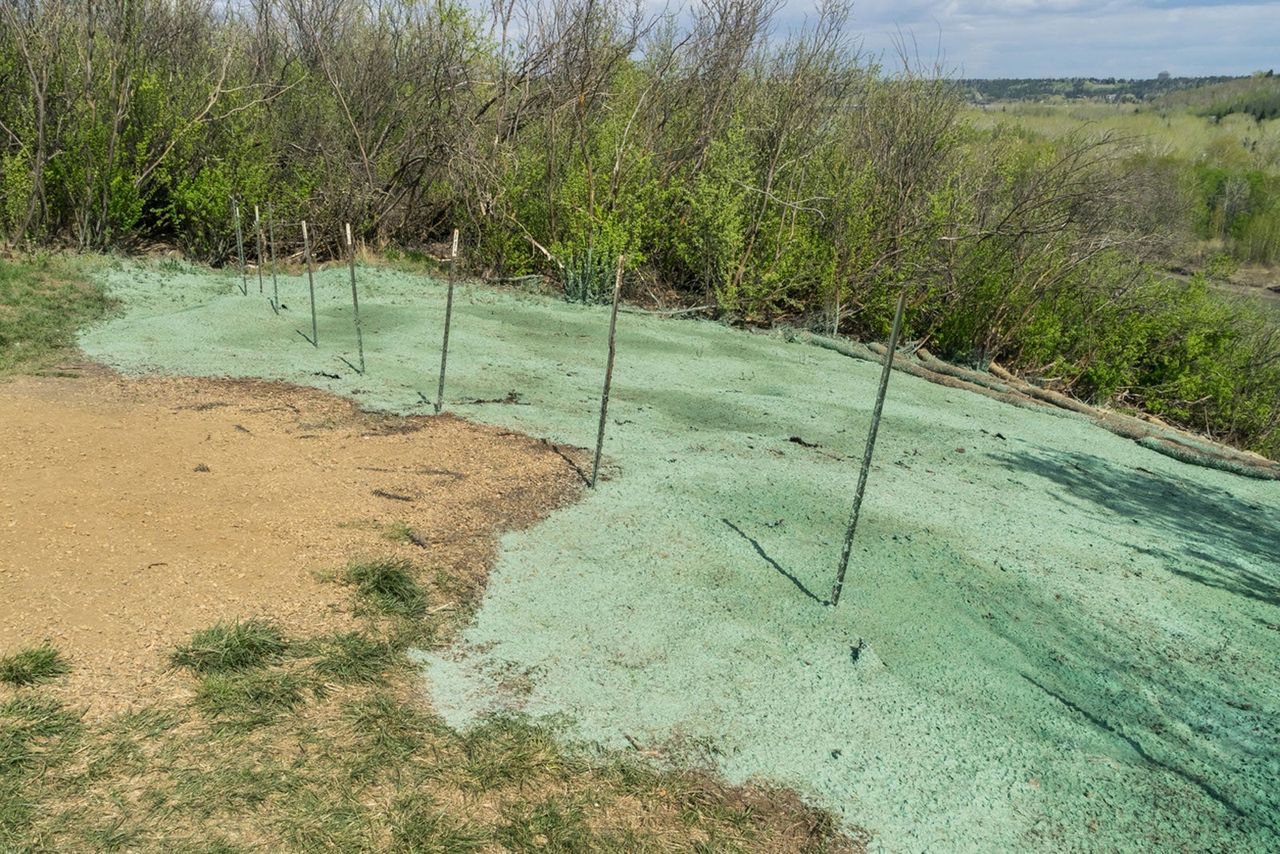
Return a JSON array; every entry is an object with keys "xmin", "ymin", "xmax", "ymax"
[
  {"xmin": 170, "ymin": 619, "xmax": 289, "ymax": 674},
  {"xmin": 0, "ymin": 551, "xmax": 858, "ymax": 851},
  {"xmin": 1157, "ymin": 73, "xmax": 1280, "ymax": 121},
  {"xmin": 0, "ymin": 645, "xmax": 70, "ymax": 687},
  {"xmin": 311, "ymin": 632, "xmax": 399, "ymax": 684},
  {"xmin": 962, "ymin": 75, "xmax": 1244, "ymax": 104},
  {"xmin": 193, "ymin": 670, "xmax": 306, "ymax": 733},
  {"xmin": 0, "ymin": 256, "xmax": 110, "ymax": 374},
  {"xmin": 1, "ymin": 2, "xmax": 1277, "ymax": 457},
  {"xmin": 343, "ymin": 558, "xmax": 428, "ymax": 618},
  {"xmin": 381, "ymin": 521, "xmax": 417, "ymax": 545}
]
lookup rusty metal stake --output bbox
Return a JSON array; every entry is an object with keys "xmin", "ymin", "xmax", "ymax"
[
  {"xmin": 345, "ymin": 223, "xmax": 365, "ymax": 374},
  {"xmin": 434, "ymin": 228, "xmax": 460, "ymax": 414},
  {"xmin": 591, "ymin": 256, "xmax": 624, "ymax": 487},
  {"xmin": 254, "ymin": 204, "xmax": 265, "ymax": 296},
  {"xmin": 267, "ymin": 202, "xmax": 279, "ymax": 310},
  {"xmin": 830, "ymin": 286, "xmax": 908, "ymax": 607},
  {"xmin": 299, "ymin": 220, "xmax": 317, "ymax": 347},
  {"xmin": 232, "ymin": 198, "xmax": 247, "ymax": 295}
]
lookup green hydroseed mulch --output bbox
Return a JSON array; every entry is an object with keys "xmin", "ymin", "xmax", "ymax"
[{"xmin": 81, "ymin": 258, "xmax": 1280, "ymax": 851}]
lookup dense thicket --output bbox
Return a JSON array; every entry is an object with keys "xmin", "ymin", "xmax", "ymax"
[{"xmin": 2, "ymin": 0, "xmax": 1277, "ymax": 456}]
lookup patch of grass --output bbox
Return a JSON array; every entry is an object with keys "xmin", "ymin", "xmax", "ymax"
[
  {"xmin": 0, "ymin": 695, "xmax": 83, "ymax": 773},
  {"xmin": 496, "ymin": 796, "xmax": 595, "ymax": 852},
  {"xmin": 0, "ymin": 695, "xmax": 83, "ymax": 847},
  {"xmin": 277, "ymin": 786, "xmax": 372, "ymax": 851},
  {"xmin": 342, "ymin": 692, "xmax": 438, "ymax": 776},
  {"xmin": 0, "ymin": 255, "xmax": 111, "ymax": 375},
  {"xmin": 194, "ymin": 670, "xmax": 304, "ymax": 732},
  {"xmin": 78, "ymin": 816, "xmax": 141, "ymax": 851},
  {"xmin": 312, "ymin": 632, "xmax": 400, "ymax": 684},
  {"xmin": 383, "ymin": 521, "xmax": 418, "ymax": 545},
  {"xmin": 171, "ymin": 757, "xmax": 297, "ymax": 818},
  {"xmin": 343, "ymin": 558, "xmax": 428, "ymax": 617},
  {"xmin": 388, "ymin": 793, "xmax": 489, "ymax": 853},
  {"xmin": 0, "ymin": 775, "xmax": 34, "ymax": 850},
  {"xmin": 457, "ymin": 714, "xmax": 565, "ymax": 792},
  {"xmin": 172, "ymin": 619, "xmax": 289, "ymax": 674},
  {"xmin": 0, "ymin": 645, "xmax": 70, "ymax": 687}
]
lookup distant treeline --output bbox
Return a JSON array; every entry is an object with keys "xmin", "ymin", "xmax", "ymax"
[
  {"xmin": 1155, "ymin": 75, "xmax": 1280, "ymax": 122},
  {"xmin": 965, "ymin": 75, "xmax": 1250, "ymax": 104},
  {"xmin": 1, "ymin": 0, "xmax": 1277, "ymax": 456}
]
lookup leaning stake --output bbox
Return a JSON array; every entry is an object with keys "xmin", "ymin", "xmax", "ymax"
[
  {"xmin": 434, "ymin": 228, "xmax": 460, "ymax": 414},
  {"xmin": 254, "ymin": 205, "xmax": 265, "ymax": 296},
  {"xmin": 301, "ymin": 220, "xmax": 317, "ymax": 347},
  {"xmin": 830, "ymin": 286, "xmax": 909, "ymax": 608},
  {"xmin": 233, "ymin": 198, "xmax": 247, "ymax": 295},
  {"xmin": 267, "ymin": 202, "xmax": 279, "ymax": 309},
  {"xmin": 591, "ymin": 256, "xmax": 624, "ymax": 488},
  {"xmin": 346, "ymin": 223, "xmax": 365, "ymax": 374}
]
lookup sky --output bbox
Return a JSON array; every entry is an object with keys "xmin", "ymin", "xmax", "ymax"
[{"xmin": 824, "ymin": 0, "xmax": 1280, "ymax": 78}]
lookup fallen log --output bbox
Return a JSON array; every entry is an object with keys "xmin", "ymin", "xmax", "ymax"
[{"xmin": 786, "ymin": 330, "xmax": 1280, "ymax": 481}]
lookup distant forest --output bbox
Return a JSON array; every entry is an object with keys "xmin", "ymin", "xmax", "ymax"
[{"xmin": 963, "ymin": 75, "xmax": 1268, "ymax": 104}]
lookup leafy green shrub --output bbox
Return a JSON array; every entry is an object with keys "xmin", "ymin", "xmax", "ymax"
[{"xmin": 561, "ymin": 246, "xmax": 614, "ymax": 304}]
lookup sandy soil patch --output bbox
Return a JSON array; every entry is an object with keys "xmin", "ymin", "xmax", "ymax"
[{"xmin": 0, "ymin": 365, "xmax": 579, "ymax": 717}]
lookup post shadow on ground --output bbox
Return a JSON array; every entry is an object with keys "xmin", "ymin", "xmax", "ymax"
[
  {"xmin": 993, "ymin": 448, "xmax": 1280, "ymax": 607},
  {"xmin": 722, "ymin": 518, "xmax": 829, "ymax": 605}
]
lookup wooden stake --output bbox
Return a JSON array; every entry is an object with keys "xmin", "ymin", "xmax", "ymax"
[
  {"xmin": 591, "ymin": 256, "xmax": 624, "ymax": 488},
  {"xmin": 267, "ymin": 201, "xmax": 278, "ymax": 308},
  {"xmin": 233, "ymin": 198, "xmax": 247, "ymax": 295},
  {"xmin": 254, "ymin": 205, "xmax": 265, "ymax": 295},
  {"xmin": 434, "ymin": 228, "xmax": 460, "ymax": 414},
  {"xmin": 302, "ymin": 220, "xmax": 317, "ymax": 347},
  {"xmin": 346, "ymin": 223, "xmax": 365, "ymax": 374},
  {"xmin": 830, "ymin": 286, "xmax": 908, "ymax": 608}
]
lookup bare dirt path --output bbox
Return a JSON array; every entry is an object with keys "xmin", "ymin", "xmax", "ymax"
[{"xmin": 0, "ymin": 366, "xmax": 578, "ymax": 717}]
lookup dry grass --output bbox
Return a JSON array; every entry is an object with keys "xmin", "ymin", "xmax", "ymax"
[{"xmin": 0, "ymin": 541, "xmax": 866, "ymax": 853}]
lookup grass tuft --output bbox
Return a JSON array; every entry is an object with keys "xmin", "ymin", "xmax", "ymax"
[
  {"xmin": 0, "ymin": 645, "xmax": 70, "ymax": 687},
  {"xmin": 0, "ymin": 695, "xmax": 83, "ymax": 773},
  {"xmin": 342, "ymin": 692, "xmax": 440, "ymax": 776},
  {"xmin": 458, "ymin": 714, "xmax": 565, "ymax": 792},
  {"xmin": 389, "ymin": 793, "xmax": 489, "ymax": 853},
  {"xmin": 383, "ymin": 521, "xmax": 418, "ymax": 545},
  {"xmin": 343, "ymin": 558, "xmax": 427, "ymax": 617},
  {"xmin": 496, "ymin": 796, "xmax": 595, "ymax": 852},
  {"xmin": 194, "ymin": 671, "xmax": 304, "ymax": 731},
  {"xmin": 172, "ymin": 619, "xmax": 288, "ymax": 674},
  {"xmin": 313, "ymin": 632, "xmax": 399, "ymax": 684}
]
